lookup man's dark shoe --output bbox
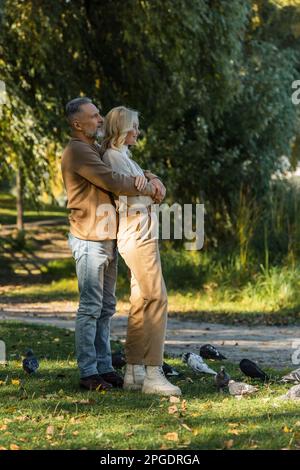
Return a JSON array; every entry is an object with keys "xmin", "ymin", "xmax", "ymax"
[
  {"xmin": 99, "ymin": 371, "xmax": 124, "ymax": 388},
  {"xmin": 79, "ymin": 374, "xmax": 112, "ymax": 391}
]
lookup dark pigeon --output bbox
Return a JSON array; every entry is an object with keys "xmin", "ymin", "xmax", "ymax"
[
  {"xmin": 162, "ymin": 361, "xmax": 180, "ymax": 377},
  {"xmin": 22, "ymin": 349, "xmax": 39, "ymax": 374},
  {"xmin": 215, "ymin": 366, "xmax": 230, "ymax": 392},
  {"xmin": 112, "ymin": 351, "xmax": 126, "ymax": 369},
  {"xmin": 199, "ymin": 344, "xmax": 227, "ymax": 360},
  {"xmin": 239, "ymin": 359, "xmax": 268, "ymax": 381}
]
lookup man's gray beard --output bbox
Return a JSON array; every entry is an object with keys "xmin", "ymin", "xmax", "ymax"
[
  {"xmin": 95, "ymin": 128, "xmax": 105, "ymax": 140},
  {"xmin": 84, "ymin": 128, "xmax": 104, "ymax": 141}
]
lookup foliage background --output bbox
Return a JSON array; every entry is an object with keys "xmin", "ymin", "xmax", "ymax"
[{"xmin": 1, "ymin": 0, "xmax": 300, "ymax": 267}]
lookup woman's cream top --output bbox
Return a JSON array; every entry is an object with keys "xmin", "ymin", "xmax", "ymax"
[{"xmin": 102, "ymin": 145, "xmax": 153, "ymax": 210}]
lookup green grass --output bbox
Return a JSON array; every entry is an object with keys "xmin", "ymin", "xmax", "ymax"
[
  {"xmin": 0, "ymin": 193, "xmax": 67, "ymax": 225},
  {"xmin": 1, "ymin": 192, "xmax": 300, "ymax": 325},
  {"xmin": 2, "ymin": 256, "xmax": 300, "ymax": 325},
  {"xmin": 0, "ymin": 322, "xmax": 300, "ymax": 450}
]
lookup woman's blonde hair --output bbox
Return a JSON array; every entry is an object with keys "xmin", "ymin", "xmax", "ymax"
[{"xmin": 101, "ymin": 106, "xmax": 139, "ymax": 154}]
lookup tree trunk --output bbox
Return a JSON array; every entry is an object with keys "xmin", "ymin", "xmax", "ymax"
[{"xmin": 16, "ymin": 166, "xmax": 24, "ymax": 232}]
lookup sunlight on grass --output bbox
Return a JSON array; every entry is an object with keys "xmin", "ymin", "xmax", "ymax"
[
  {"xmin": 0, "ymin": 193, "xmax": 67, "ymax": 225},
  {"xmin": 0, "ymin": 322, "xmax": 299, "ymax": 450}
]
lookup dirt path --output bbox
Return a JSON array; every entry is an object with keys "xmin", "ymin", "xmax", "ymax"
[
  {"xmin": 1, "ymin": 301, "xmax": 299, "ymax": 369},
  {"xmin": 1, "ymin": 220, "xmax": 300, "ymax": 370}
]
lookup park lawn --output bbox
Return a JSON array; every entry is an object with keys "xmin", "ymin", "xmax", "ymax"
[
  {"xmin": 1, "ymin": 192, "xmax": 300, "ymax": 325},
  {"xmin": 0, "ymin": 321, "xmax": 300, "ymax": 450},
  {"xmin": 0, "ymin": 193, "xmax": 67, "ymax": 226},
  {"xmin": 2, "ymin": 274, "xmax": 300, "ymax": 325}
]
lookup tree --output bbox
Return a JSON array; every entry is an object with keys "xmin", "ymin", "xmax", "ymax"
[{"xmin": 0, "ymin": 0, "xmax": 299, "ymax": 247}]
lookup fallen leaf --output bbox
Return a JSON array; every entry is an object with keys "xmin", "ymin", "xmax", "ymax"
[
  {"xmin": 5, "ymin": 407, "xmax": 16, "ymax": 413},
  {"xmin": 168, "ymin": 405, "xmax": 178, "ymax": 415},
  {"xmin": 0, "ymin": 447, "xmax": 7, "ymax": 450},
  {"xmin": 282, "ymin": 425, "xmax": 292, "ymax": 433},
  {"xmin": 228, "ymin": 429, "xmax": 240, "ymax": 435},
  {"xmin": 0, "ymin": 381, "xmax": 5, "ymax": 386},
  {"xmin": 11, "ymin": 379, "xmax": 20, "ymax": 386},
  {"xmin": 15, "ymin": 416, "xmax": 29, "ymax": 422},
  {"xmin": 169, "ymin": 396, "xmax": 180, "ymax": 404},
  {"xmin": 224, "ymin": 439, "xmax": 234, "ymax": 449},
  {"xmin": 164, "ymin": 432, "xmax": 178, "ymax": 442},
  {"xmin": 202, "ymin": 402, "xmax": 213, "ymax": 410},
  {"xmin": 72, "ymin": 431, "xmax": 79, "ymax": 436},
  {"xmin": 0, "ymin": 425, "xmax": 7, "ymax": 431},
  {"xmin": 181, "ymin": 400, "xmax": 187, "ymax": 412},
  {"xmin": 10, "ymin": 444, "xmax": 20, "ymax": 450},
  {"xmin": 46, "ymin": 425, "xmax": 54, "ymax": 436}
]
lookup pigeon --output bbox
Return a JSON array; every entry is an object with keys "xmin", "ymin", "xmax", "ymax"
[
  {"xmin": 228, "ymin": 380, "xmax": 258, "ymax": 397},
  {"xmin": 22, "ymin": 349, "xmax": 39, "ymax": 374},
  {"xmin": 182, "ymin": 352, "xmax": 217, "ymax": 375},
  {"xmin": 239, "ymin": 359, "xmax": 269, "ymax": 381},
  {"xmin": 112, "ymin": 351, "xmax": 126, "ymax": 369},
  {"xmin": 200, "ymin": 344, "xmax": 227, "ymax": 361},
  {"xmin": 280, "ymin": 384, "xmax": 300, "ymax": 400},
  {"xmin": 281, "ymin": 368, "xmax": 300, "ymax": 384},
  {"xmin": 162, "ymin": 361, "xmax": 180, "ymax": 377},
  {"xmin": 215, "ymin": 366, "xmax": 230, "ymax": 392}
]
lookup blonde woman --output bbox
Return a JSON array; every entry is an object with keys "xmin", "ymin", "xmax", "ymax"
[{"xmin": 101, "ymin": 106, "xmax": 181, "ymax": 396}]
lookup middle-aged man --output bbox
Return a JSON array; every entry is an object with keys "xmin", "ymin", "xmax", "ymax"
[{"xmin": 61, "ymin": 97, "xmax": 166, "ymax": 391}]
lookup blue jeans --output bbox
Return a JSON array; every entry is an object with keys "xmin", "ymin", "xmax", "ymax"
[{"xmin": 68, "ymin": 233, "xmax": 118, "ymax": 378}]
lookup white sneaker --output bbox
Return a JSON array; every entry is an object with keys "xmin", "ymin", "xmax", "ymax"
[
  {"xmin": 123, "ymin": 364, "xmax": 146, "ymax": 391},
  {"xmin": 142, "ymin": 366, "xmax": 182, "ymax": 396}
]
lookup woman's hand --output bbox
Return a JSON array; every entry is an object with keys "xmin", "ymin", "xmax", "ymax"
[
  {"xmin": 135, "ymin": 175, "xmax": 148, "ymax": 192},
  {"xmin": 151, "ymin": 178, "xmax": 166, "ymax": 203}
]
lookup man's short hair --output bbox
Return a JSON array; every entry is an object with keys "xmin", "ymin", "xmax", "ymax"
[{"xmin": 65, "ymin": 97, "xmax": 92, "ymax": 123}]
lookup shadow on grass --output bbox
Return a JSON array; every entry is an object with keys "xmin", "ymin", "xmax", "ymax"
[{"xmin": 1, "ymin": 321, "xmax": 299, "ymax": 449}]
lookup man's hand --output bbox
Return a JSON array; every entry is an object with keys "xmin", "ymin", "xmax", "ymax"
[{"xmin": 150, "ymin": 178, "xmax": 166, "ymax": 203}]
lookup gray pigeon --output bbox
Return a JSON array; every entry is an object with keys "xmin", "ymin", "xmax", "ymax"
[
  {"xmin": 228, "ymin": 380, "xmax": 258, "ymax": 397},
  {"xmin": 281, "ymin": 368, "xmax": 300, "ymax": 384},
  {"xmin": 215, "ymin": 366, "xmax": 230, "ymax": 392},
  {"xmin": 22, "ymin": 349, "xmax": 39, "ymax": 374},
  {"xmin": 182, "ymin": 352, "xmax": 217, "ymax": 375},
  {"xmin": 280, "ymin": 384, "xmax": 300, "ymax": 400}
]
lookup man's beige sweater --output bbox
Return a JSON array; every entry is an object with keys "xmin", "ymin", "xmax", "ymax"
[{"xmin": 61, "ymin": 138, "xmax": 155, "ymax": 240}]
